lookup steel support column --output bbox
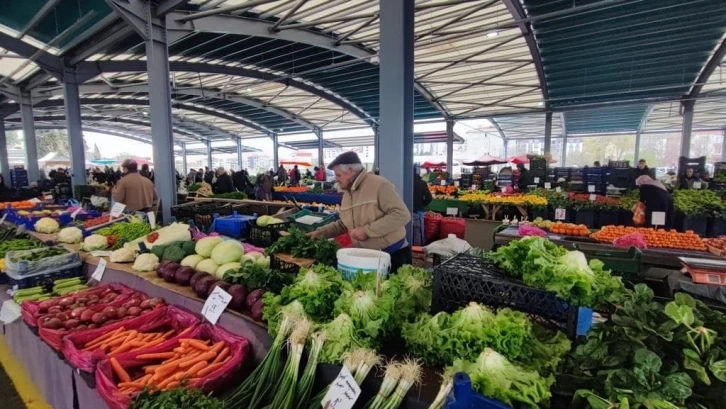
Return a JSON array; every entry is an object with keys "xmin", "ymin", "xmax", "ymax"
[
  {"xmin": 378, "ymin": 0, "xmax": 415, "ymax": 231},
  {"xmin": 722, "ymin": 129, "xmax": 726, "ymax": 162},
  {"xmin": 681, "ymin": 100, "xmax": 695, "ymax": 158},
  {"xmin": 19, "ymin": 92, "xmax": 39, "ymax": 183},
  {"xmin": 561, "ymin": 134, "xmax": 567, "ymax": 167},
  {"xmin": 63, "ymin": 69, "xmax": 86, "ymax": 189},
  {"xmin": 373, "ymin": 125, "xmax": 380, "ymax": 171},
  {"xmin": 316, "ymin": 129, "xmax": 324, "ymax": 168},
  {"xmin": 206, "ymin": 140, "xmax": 212, "ymax": 169},
  {"xmin": 236, "ymin": 138, "xmax": 243, "ymax": 170},
  {"xmin": 272, "ymin": 134, "xmax": 279, "ymax": 171},
  {"xmin": 181, "ymin": 142, "xmax": 187, "ymax": 175},
  {"xmin": 543, "ymin": 112, "xmax": 552, "ymax": 155},
  {"xmin": 446, "ymin": 119, "xmax": 454, "ymax": 174},
  {"xmin": 634, "ymin": 132, "xmax": 641, "ymax": 163},
  {"xmin": 0, "ymin": 121, "xmax": 9, "ymax": 179}
]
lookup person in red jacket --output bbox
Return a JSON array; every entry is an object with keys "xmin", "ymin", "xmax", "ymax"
[{"xmin": 314, "ymin": 166, "xmax": 326, "ymax": 182}]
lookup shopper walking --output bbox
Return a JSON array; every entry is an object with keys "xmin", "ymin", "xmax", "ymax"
[
  {"xmin": 314, "ymin": 166, "xmax": 326, "ymax": 182},
  {"xmin": 290, "ymin": 165, "xmax": 301, "ymax": 186},
  {"xmin": 255, "ymin": 172, "xmax": 273, "ymax": 201},
  {"xmin": 309, "ymin": 152, "xmax": 412, "ymax": 272},
  {"xmin": 112, "ymin": 159, "xmax": 159, "ymax": 212}
]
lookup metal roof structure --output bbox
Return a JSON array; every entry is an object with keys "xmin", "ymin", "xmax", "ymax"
[
  {"xmin": 281, "ymin": 130, "xmax": 465, "ymax": 149},
  {"xmin": 0, "ymin": 0, "xmax": 725, "ymax": 142}
]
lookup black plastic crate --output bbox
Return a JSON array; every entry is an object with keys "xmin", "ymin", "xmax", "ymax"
[
  {"xmin": 247, "ymin": 221, "xmax": 290, "ymax": 247},
  {"xmin": 608, "ymin": 160, "xmax": 630, "ymax": 169},
  {"xmin": 9, "ymin": 265, "xmax": 84, "ymax": 290},
  {"xmin": 432, "ymin": 253, "xmax": 582, "ymax": 338},
  {"xmin": 270, "ymin": 254, "xmax": 301, "ymax": 275}
]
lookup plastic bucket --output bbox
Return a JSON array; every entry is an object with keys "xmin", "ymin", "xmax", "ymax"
[{"xmin": 337, "ymin": 248, "xmax": 391, "ymax": 280}]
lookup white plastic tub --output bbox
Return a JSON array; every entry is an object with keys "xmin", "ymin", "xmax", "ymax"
[{"xmin": 337, "ymin": 248, "xmax": 391, "ymax": 280}]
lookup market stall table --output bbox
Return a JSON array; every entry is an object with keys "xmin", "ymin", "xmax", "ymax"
[{"xmin": 494, "ymin": 226, "xmax": 721, "ymax": 268}]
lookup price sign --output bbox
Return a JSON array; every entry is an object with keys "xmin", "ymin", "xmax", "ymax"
[
  {"xmin": 694, "ymin": 182, "xmax": 702, "ymax": 189},
  {"xmin": 589, "ymin": 194, "xmax": 597, "ymax": 201},
  {"xmin": 147, "ymin": 211, "xmax": 156, "ymax": 229},
  {"xmin": 454, "ymin": 181, "xmax": 459, "ymax": 187},
  {"xmin": 90, "ymin": 259, "xmax": 107, "ymax": 282},
  {"xmin": 651, "ymin": 211, "xmax": 666, "ymax": 227},
  {"xmin": 90, "ymin": 250, "xmax": 113, "ymax": 257},
  {"xmin": 534, "ymin": 177, "xmax": 540, "ymax": 184},
  {"xmin": 555, "ymin": 208, "xmax": 567, "ymax": 220},
  {"xmin": 201, "ymin": 286, "xmax": 232, "ymax": 325},
  {"xmin": 71, "ymin": 208, "xmax": 83, "ymax": 221},
  {"xmin": 110, "ymin": 202, "xmax": 126, "ymax": 218},
  {"xmin": 446, "ymin": 207, "xmax": 458, "ymax": 216},
  {"xmin": 587, "ymin": 185, "xmax": 596, "ymax": 193},
  {"xmin": 321, "ymin": 366, "xmax": 361, "ymax": 409},
  {"xmin": 544, "ymin": 182, "xmax": 552, "ymax": 189},
  {"xmin": 555, "ymin": 187, "xmax": 562, "ymax": 193},
  {"xmin": 440, "ymin": 180, "xmax": 446, "ymax": 186}
]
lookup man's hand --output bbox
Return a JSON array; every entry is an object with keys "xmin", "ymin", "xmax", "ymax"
[
  {"xmin": 349, "ymin": 226, "xmax": 368, "ymax": 242},
  {"xmin": 307, "ymin": 230, "xmax": 322, "ymax": 239}
]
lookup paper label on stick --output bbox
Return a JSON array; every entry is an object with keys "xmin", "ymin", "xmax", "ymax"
[
  {"xmin": 147, "ymin": 211, "xmax": 156, "ymax": 229},
  {"xmin": 446, "ymin": 207, "xmax": 458, "ymax": 216},
  {"xmin": 587, "ymin": 185, "xmax": 596, "ymax": 193},
  {"xmin": 651, "ymin": 211, "xmax": 666, "ymax": 227},
  {"xmin": 110, "ymin": 202, "xmax": 126, "ymax": 218},
  {"xmin": 544, "ymin": 182, "xmax": 552, "ymax": 189},
  {"xmin": 201, "ymin": 287, "xmax": 232, "ymax": 325},
  {"xmin": 555, "ymin": 187, "xmax": 562, "ymax": 193},
  {"xmin": 90, "ymin": 250, "xmax": 113, "ymax": 257},
  {"xmin": 0, "ymin": 213, "xmax": 6, "ymax": 225},
  {"xmin": 694, "ymin": 182, "xmax": 702, "ymax": 189},
  {"xmin": 71, "ymin": 208, "xmax": 82, "ymax": 221},
  {"xmin": 471, "ymin": 185, "xmax": 478, "ymax": 190},
  {"xmin": 440, "ymin": 180, "xmax": 446, "ymax": 186},
  {"xmin": 589, "ymin": 194, "xmax": 597, "ymax": 201},
  {"xmin": 534, "ymin": 177, "xmax": 540, "ymax": 184},
  {"xmin": 90, "ymin": 259, "xmax": 107, "ymax": 282},
  {"xmin": 555, "ymin": 208, "xmax": 567, "ymax": 220},
  {"xmin": 321, "ymin": 366, "xmax": 361, "ymax": 409}
]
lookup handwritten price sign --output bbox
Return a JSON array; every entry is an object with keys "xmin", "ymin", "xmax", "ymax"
[{"xmin": 321, "ymin": 366, "xmax": 361, "ymax": 409}]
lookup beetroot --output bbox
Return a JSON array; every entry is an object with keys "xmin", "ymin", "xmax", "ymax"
[
  {"xmin": 227, "ymin": 284, "xmax": 248, "ymax": 311},
  {"xmin": 193, "ymin": 276, "xmax": 218, "ymax": 299},
  {"xmin": 190, "ymin": 271, "xmax": 210, "ymax": 288},
  {"xmin": 246, "ymin": 289, "xmax": 266, "ymax": 310},
  {"xmin": 162, "ymin": 267, "xmax": 177, "ymax": 283},
  {"xmin": 250, "ymin": 298, "xmax": 264, "ymax": 322},
  {"xmin": 174, "ymin": 266, "xmax": 196, "ymax": 286},
  {"xmin": 207, "ymin": 281, "xmax": 231, "ymax": 298},
  {"xmin": 158, "ymin": 261, "xmax": 181, "ymax": 279}
]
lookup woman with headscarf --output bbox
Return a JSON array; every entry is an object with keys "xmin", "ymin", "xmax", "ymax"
[{"xmin": 636, "ymin": 175, "xmax": 674, "ymax": 228}]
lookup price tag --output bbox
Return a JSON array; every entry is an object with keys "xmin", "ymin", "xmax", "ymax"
[
  {"xmin": 71, "ymin": 208, "xmax": 83, "ymax": 221},
  {"xmin": 454, "ymin": 181, "xmax": 459, "ymax": 187},
  {"xmin": 440, "ymin": 180, "xmax": 446, "ymax": 186},
  {"xmin": 555, "ymin": 208, "xmax": 567, "ymax": 220},
  {"xmin": 90, "ymin": 259, "xmax": 107, "ymax": 282},
  {"xmin": 694, "ymin": 182, "xmax": 702, "ymax": 189},
  {"xmin": 321, "ymin": 366, "xmax": 361, "ymax": 409},
  {"xmin": 147, "ymin": 211, "xmax": 156, "ymax": 229},
  {"xmin": 589, "ymin": 194, "xmax": 597, "ymax": 201},
  {"xmin": 587, "ymin": 185, "xmax": 596, "ymax": 193},
  {"xmin": 651, "ymin": 211, "xmax": 666, "ymax": 227},
  {"xmin": 534, "ymin": 177, "xmax": 540, "ymax": 184},
  {"xmin": 555, "ymin": 187, "xmax": 562, "ymax": 193},
  {"xmin": 90, "ymin": 250, "xmax": 113, "ymax": 257},
  {"xmin": 201, "ymin": 286, "xmax": 232, "ymax": 325},
  {"xmin": 544, "ymin": 182, "xmax": 552, "ymax": 189},
  {"xmin": 446, "ymin": 207, "xmax": 458, "ymax": 216},
  {"xmin": 110, "ymin": 202, "xmax": 126, "ymax": 218}
]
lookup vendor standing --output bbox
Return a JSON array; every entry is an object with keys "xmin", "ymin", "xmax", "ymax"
[
  {"xmin": 636, "ymin": 175, "xmax": 673, "ymax": 228},
  {"xmin": 112, "ymin": 159, "xmax": 159, "ymax": 212},
  {"xmin": 309, "ymin": 152, "xmax": 412, "ymax": 272}
]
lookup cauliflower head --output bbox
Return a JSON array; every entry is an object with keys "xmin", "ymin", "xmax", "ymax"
[
  {"xmin": 83, "ymin": 234, "xmax": 109, "ymax": 251},
  {"xmin": 132, "ymin": 253, "xmax": 160, "ymax": 272},
  {"xmin": 110, "ymin": 247, "xmax": 137, "ymax": 263},
  {"xmin": 35, "ymin": 217, "xmax": 60, "ymax": 234},
  {"xmin": 57, "ymin": 227, "xmax": 83, "ymax": 244}
]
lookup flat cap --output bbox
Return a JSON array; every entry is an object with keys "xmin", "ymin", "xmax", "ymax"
[{"xmin": 328, "ymin": 151, "xmax": 362, "ymax": 170}]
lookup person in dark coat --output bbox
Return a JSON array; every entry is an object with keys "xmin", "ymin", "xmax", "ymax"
[
  {"xmin": 290, "ymin": 165, "xmax": 301, "ymax": 186},
  {"xmin": 195, "ymin": 168, "xmax": 203, "ymax": 183},
  {"xmin": 635, "ymin": 159, "xmax": 651, "ymax": 177},
  {"xmin": 213, "ymin": 168, "xmax": 234, "ymax": 194},
  {"xmin": 413, "ymin": 173, "xmax": 433, "ymax": 212},
  {"xmin": 676, "ymin": 167, "xmax": 702, "ymax": 190},
  {"xmin": 140, "ymin": 164, "xmax": 153, "ymax": 181},
  {"xmin": 232, "ymin": 169, "xmax": 247, "ymax": 192},
  {"xmin": 277, "ymin": 165, "xmax": 288, "ymax": 186},
  {"xmin": 636, "ymin": 175, "xmax": 674, "ymax": 228},
  {"xmin": 516, "ymin": 164, "xmax": 531, "ymax": 190},
  {"xmin": 204, "ymin": 166, "xmax": 214, "ymax": 185}
]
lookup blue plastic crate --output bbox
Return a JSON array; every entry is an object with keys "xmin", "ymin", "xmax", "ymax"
[
  {"xmin": 445, "ymin": 373, "xmax": 512, "ymax": 409},
  {"xmin": 212, "ymin": 211, "xmax": 257, "ymax": 238}
]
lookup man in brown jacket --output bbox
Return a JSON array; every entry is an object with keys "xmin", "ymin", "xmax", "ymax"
[
  {"xmin": 112, "ymin": 159, "xmax": 159, "ymax": 213},
  {"xmin": 310, "ymin": 152, "xmax": 412, "ymax": 272}
]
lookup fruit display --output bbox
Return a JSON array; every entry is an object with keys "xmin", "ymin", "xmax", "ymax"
[
  {"xmin": 705, "ymin": 236, "xmax": 726, "ymax": 256},
  {"xmin": 458, "ymin": 192, "xmax": 547, "ymax": 207},
  {"xmin": 273, "ymin": 186, "xmax": 309, "ymax": 193},
  {"xmin": 548, "ymin": 222, "xmax": 590, "ymax": 236},
  {"xmin": 428, "ymin": 185, "xmax": 457, "ymax": 196},
  {"xmin": 592, "ymin": 226, "xmax": 707, "ymax": 251},
  {"xmin": 530, "ymin": 217, "xmax": 555, "ymax": 229},
  {"xmin": 6, "ymin": 200, "xmax": 39, "ymax": 210}
]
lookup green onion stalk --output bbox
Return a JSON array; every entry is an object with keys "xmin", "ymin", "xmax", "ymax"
[
  {"xmin": 427, "ymin": 374, "xmax": 453, "ymax": 409},
  {"xmin": 267, "ymin": 320, "xmax": 312, "ymax": 409},
  {"xmin": 224, "ymin": 315, "xmax": 294, "ymax": 408},
  {"xmin": 380, "ymin": 359, "xmax": 422, "ymax": 409},
  {"xmin": 353, "ymin": 348, "xmax": 382, "ymax": 385},
  {"xmin": 363, "ymin": 362, "xmax": 403, "ymax": 409},
  {"xmin": 293, "ymin": 331, "xmax": 326, "ymax": 409},
  {"xmin": 306, "ymin": 350, "xmax": 363, "ymax": 409}
]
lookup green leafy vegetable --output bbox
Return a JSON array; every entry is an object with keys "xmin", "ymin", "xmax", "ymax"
[
  {"xmin": 130, "ymin": 386, "xmax": 223, "ymax": 409},
  {"xmin": 267, "ymin": 227, "xmax": 338, "ymax": 265}
]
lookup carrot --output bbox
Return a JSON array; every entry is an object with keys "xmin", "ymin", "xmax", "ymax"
[
  {"xmin": 183, "ymin": 360, "xmax": 208, "ymax": 376},
  {"xmin": 209, "ymin": 341, "xmax": 225, "ymax": 355},
  {"xmin": 110, "ymin": 357, "xmax": 131, "ymax": 383},
  {"xmin": 156, "ymin": 376, "xmax": 178, "ymax": 389},
  {"xmin": 141, "ymin": 338, "xmax": 166, "ymax": 349},
  {"xmin": 186, "ymin": 339, "xmax": 211, "ymax": 351},
  {"xmin": 162, "ymin": 329, "xmax": 176, "ymax": 339},
  {"xmin": 109, "ymin": 343, "xmax": 135, "ymax": 356},
  {"xmin": 177, "ymin": 327, "xmax": 193, "ymax": 338},
  {"xmin": 196, "ymin": 361, "xmax": 225, "ymax": 377},
  {"xmin": 153, "ymin": 362, "xmax": 180, "ymax": 379},
  {"xmin": 163, "ymin": 381, "xmax": 180, "ymax": 390},
  {"xmin": 144, "ymin": 365, "xmax": 161, "ymax": 374},
  {"xmin": 118, "ymin": 381, "xmax": 144, "ymax": 389},
  {"xmin": 178, "ymin": 351, "xmax": 215, "ymax": 369},
  {"xmin": 84, "ymin": 327, "xmax": 125, "ymax": 348},
  {"xmin": 136, "ymin": 352, "xmax": 175, "ymax": 360},
  {"xmin": 212, "ymin": 347, "xmax": 230, "ymax": 364}
]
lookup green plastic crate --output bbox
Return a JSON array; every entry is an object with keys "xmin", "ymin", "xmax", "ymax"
[
  {"xmin": 288, "ymin": 209, "xmax": 337, "ymax": 232},
  {"xmin": 573, "ymin": 244, "xmax": 642, "ymax": 276}
]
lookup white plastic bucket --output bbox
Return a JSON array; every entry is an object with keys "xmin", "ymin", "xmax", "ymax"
[{"xmin": 337, "ymin": 248, "xmax": 391, "ymax": 281}]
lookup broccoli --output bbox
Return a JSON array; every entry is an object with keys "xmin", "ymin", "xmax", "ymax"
[
  {"xmin": 161, "ymin": 245, "xmax": 186, "ymax": 262},
  {"xmin": 151, "ymin": 244, "xmax": 167, "ymax": 259},
  {"xmin": 182, "ymin": 241, "xmax": 196, "ymax": 256}
]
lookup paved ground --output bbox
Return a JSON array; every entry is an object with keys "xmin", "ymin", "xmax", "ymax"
[{"xmin": 0, "ymin": 361, "xmax": 27, "ymax": 409}]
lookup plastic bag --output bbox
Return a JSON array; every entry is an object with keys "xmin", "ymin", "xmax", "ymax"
[
  {"xmin": 632, "ymin": 202, "xmax": 646, "ymax": 226},
  {"xmin": 518, "ymin": 225, "xmax": 547, "ymax": 237},
  {"xmin": 5, "ymin": 247, "xmax": 81, "ymax": 279},
  {"xmin": 95, "ymin": 323, "xmax": 251, "ymax": 409},
  {"xmin": 425, "ymin": 234, "xmax": 472, "ymax": 257},
  {"xmin": 21, "ymin": 283, "xmax": 137, "ymax": 327},
  {"xmin": 62, "ymin": 305, "xmax": 200, "ymax": 373},
  {"xmin": 613, "ymin": 232, "xmax": 648, "ymax": 250}
]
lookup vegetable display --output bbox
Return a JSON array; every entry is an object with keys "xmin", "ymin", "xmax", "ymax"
[
  {"xmin": 592, "ymin": 225, "xmax": 707, "ymax": 251},
  {"xmin": 97, "ymin": 221, "xmax": 153, "ymax": 250},
  {"xmin": 0, "ymin": 238, "xmax": 43, "ymax": 258},
  {"xmin": 133, "ymin": 253, "xmax": 160, "ymax": 272},
  {"xmin": 673, "ymin": 189, "xmax": 725, "ymax": 217},
  {"xmin": 82, "ymin": 326, "xmax": 189, "ymax": 357},
  {"xmin": 458, "ymin": 192, "xmax": 547, "ymax": 207},
  {"xmin": 267, "ymin": 227, "xmax": 339, "ymax": 266},
  {"xmin": 35, "ymin": 217, "xmax": 61, "ymax": 233},
  {"xmin": 210, "ymin": 191, "xmax": 247, "ymax": 200},
  {"xmin": 130, "ymin": 386, "xmax": 223, "ymax": 409},
  {"xmin": 57, "ymin": 226, "xmax": 84, "ymax": 244}
]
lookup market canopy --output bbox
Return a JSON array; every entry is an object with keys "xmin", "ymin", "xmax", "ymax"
[
  {"xmin": 463, "ymin": 155, "xmax": 507, "ymax": 166},
  {"xmin": 421, "ymin": 161, "xmax": 458, "ymax": 168},
  {"xmin": 38, "ymin": 152, "xmax": 71, "ymax": 164}
]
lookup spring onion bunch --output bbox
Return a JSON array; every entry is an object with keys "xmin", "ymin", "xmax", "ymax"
[
  {"xmin": 225, "ymin": 315, "xmax": 295, "ymax": 408},
  {"xmin": 363, "ymin": 362, "xmax": 404, "ymax": 409},
  {"xmin": 263, "ymin": 298, "xmax": 308, "ymax": 339},
  {"xmin": 293, "ymin": 331, "xmax": 326, "ymax": 409},
  {"xmin": 267, "ymin": 320, "xmax": 312, "ymax": 409},
  {"xmin": 427, "ymin": 361, "xmax": 468, "ymax": 409},
  {"xmin": 380, "ymin": 359, "xmax": 423, "ymax": 409}
]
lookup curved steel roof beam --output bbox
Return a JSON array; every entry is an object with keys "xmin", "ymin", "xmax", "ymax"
[{"xmin": 688, "ymin": 36, "xmax": 726, "ymax": 99}]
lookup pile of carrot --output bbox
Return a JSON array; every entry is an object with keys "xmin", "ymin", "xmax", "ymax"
[
  {"xmin": 110, "ymin": 337, "xmax": 231, "ymax": 396},
  {"xmin": 82, "ymin": 327, "xmax": 192, "ymax": 356}
]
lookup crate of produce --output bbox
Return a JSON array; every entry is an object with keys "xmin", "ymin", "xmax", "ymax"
[
  {"xmin": 211, "ymin": 211, "xmax": 257, "ymax": 238},
  {"xmin": 5, "ymin": 246, "xmax": 81, "ymax": 279},
  {"xmin": 444, "ymin": 372, "xmax": 511, "ymax": 409},
  {"xmin": 247, "ymin": 221, "xmax": 290, "ymax": 247},
  {"xmin": 9, "ymin": 263, "xmax": 84, "ymax": 290},
  {"xmin": 573, "ymin": 244, "xmax": 641, "ymax": 276},
  {"xmin": 608, "ymin": 160, "xmax": 630, "ymax": 169},
  {"xmin": 271, "ymin": 253, "xmax": 302, "ymax": 275},
  {"xmin": 432, "ymin": 253, "xmax": 590, "ymax": 338},
  {"xmin": 288, "ymin": 209, "xmax": 337, "ymax": 233}
]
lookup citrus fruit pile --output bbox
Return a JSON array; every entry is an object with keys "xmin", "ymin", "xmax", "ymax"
[
  {"xmin": 548, "ymin": 222, "xmax": 590, "ymax": 236},
  {"xmin": 592, "ymin": 226, "xmax": 706, "ymax": 251}
]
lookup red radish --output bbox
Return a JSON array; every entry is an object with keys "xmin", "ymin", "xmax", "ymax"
[
  {"xmin": 116, "ymin": 306, "xmax": 128, "ymax": 319},
  {"xmin": 102, "ymin": 306, "xmax": 117, "ymax": 317},
  {"xmin": 70, "ymin": 307, "xmax": 85, "ymax": 319},
  {"xmin": 91, "ymin": 313, "xmax": 107, "ymax": 324},
  {"xmin": 58, "ymin": 297, "xmax": 74, "ymax": 307},
  {"xmin": 80, "ymin": 309, "xmax": 94, "ymax": 322},
  {"xmin": 128, "ymin": 306, "xmax": 142, "ymax": 316}
]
